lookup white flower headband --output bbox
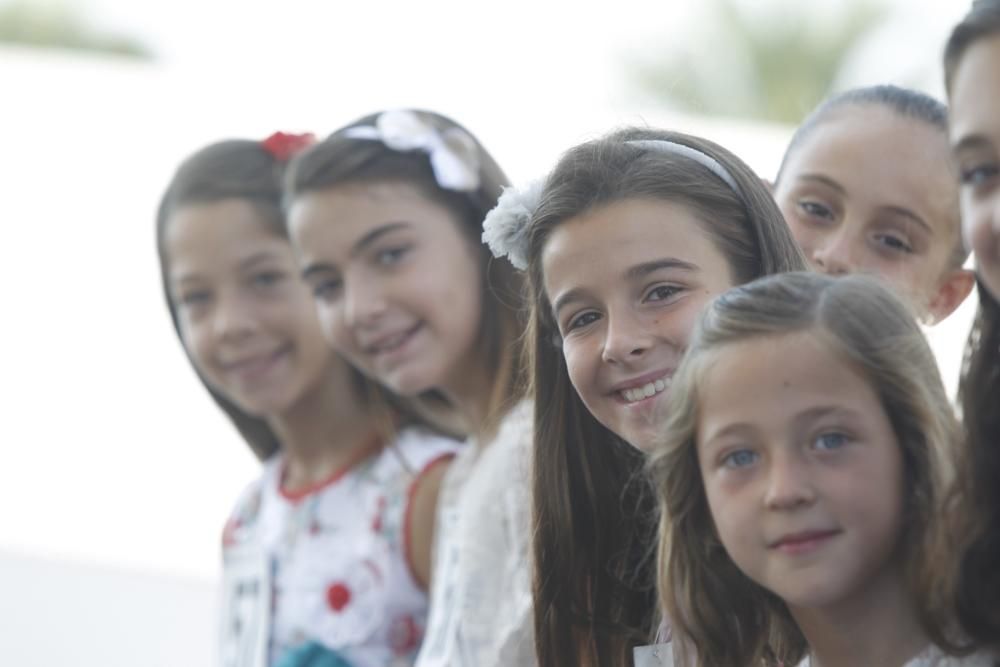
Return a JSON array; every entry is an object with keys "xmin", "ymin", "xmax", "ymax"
[
  {"xmin": 344, "ymin": 109, "xmax": 482, "ymax": 192},
  {"xmin": 482, "ymin": 139, "xmax": 741, "ymax": 271}
]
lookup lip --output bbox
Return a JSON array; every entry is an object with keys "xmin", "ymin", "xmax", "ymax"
[
  {"xmin": 608, "ymin": 368, "xmax": 675, "ymax": 405},
  {"xmin": 220, "ymin": 345, "xmax": 290, "ymax": 379},
  {"xmin": 360, "ymin": 322, "xmax": 423, "ymax": 356},
  {"xmin": 769, "ymin": 529, "xmax": 841, "ymax": 555}
]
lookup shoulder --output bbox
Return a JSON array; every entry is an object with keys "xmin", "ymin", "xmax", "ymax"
[{"xmin": 221, "ymin": 459, "xmax": 279, "ymax": 549}]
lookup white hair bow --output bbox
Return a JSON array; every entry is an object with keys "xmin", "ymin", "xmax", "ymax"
[{"xmin": 344, "ymin": 109, "xmax": 481, "ymax": 192}]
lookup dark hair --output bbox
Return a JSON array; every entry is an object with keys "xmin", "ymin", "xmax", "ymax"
[
  {"xmin": 285, "ymin": 110, "xmax": 527, "ymax": 437},
  {"xmin": 650, "ymin": 272, "xmax": 959, "ymax": 666},
  {"xmin": 525, "ymin": 127, "xmax": 808, "ymax": 666},
  {"xmin": 776, "ymin": 84, "xmax": 967, "ymax": 270},
  {"xmin": 942, "ymin": 3, "xmax": 1000, "ymax": 652},
  {"xmin": 156, "ymin": 140, "xmax": 287, "ymax": 460}
]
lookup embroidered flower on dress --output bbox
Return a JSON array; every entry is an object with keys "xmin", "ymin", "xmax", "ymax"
[
  {"xmin": 481, "ymin": 180, "xmax": 543, "ymax": 271},
  {"xmin": 344, "ymin": 109, "xmax": 481, "ymax": 192}
]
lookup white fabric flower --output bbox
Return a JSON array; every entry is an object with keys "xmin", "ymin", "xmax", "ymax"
[
  {"xmin": 481, "ymin": 180, "xmax": 544, "ymax": 271},
  {"xmin": 344, "ymin": 109, "xmax": 481, "ymax": 192}
]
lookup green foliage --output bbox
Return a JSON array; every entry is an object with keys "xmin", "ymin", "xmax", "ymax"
[
  {"xmin": 634, "ymin": 0, "xmax": 886, "ymax": 123},
  {"xmin": 0, "ymin": 1, "xmax": 150, "ymax": 58}
]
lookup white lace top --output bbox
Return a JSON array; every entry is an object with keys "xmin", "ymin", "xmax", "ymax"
[
  {"xmin": 795, "ymin": 645, "xmax": 997, "ymax": 667},
  {"xmin": 414, "ymin": 400, "xmax": 536, "ymax": 667}
]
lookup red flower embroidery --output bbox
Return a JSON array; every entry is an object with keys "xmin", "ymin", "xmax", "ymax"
[
  {"xmin": 326, "ymin": 582, "xmax": 352, "ymax": 612},
  {"xmin": 261, "ymin": 131, "xmax": 315, "ymax": 162},
  {"xmin": 389, "ymin": 615, "xmax": 421, "ymax": 654}
]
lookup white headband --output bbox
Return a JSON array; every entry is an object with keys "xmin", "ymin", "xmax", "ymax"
[
  {"xmin": 482, "ymin": 138, "xmax": 742, "ymax": 271},
  {"xmin": 344, "ymin": 109, "xmax": 481, "ymax": 192},
  {"xmin": 625, "ymin": 139, "xmax": 741, "ymax": 194}
]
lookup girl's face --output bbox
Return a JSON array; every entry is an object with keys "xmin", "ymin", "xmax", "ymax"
[
  {"xmin": 697, "ymin": 331, "xmax": 905, "ymax": 613},
  {"xmin": 775, "ymin": 106, "xmax": 968, "ymax": 322},
  {"xmin": 165, "ymin": 199, "xmax": 337, "ymax": 416},
  {"xmin": 949, "ymin": 33, "xmax": 1000, "ymax": 301},
  {"xmin": 542, "ymin": 198, "xmax": 734, "ymax": 451},
  {"xmin": 287, "ymin": 182, "xmax": 483, "ymax": 397}
]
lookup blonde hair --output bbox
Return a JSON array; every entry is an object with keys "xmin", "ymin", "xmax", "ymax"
[{"xmin": 648, "ymin": 272, "xmax": 959, "ymax": 665}]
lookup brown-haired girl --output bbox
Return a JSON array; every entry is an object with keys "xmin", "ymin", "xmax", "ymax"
[
  {"xmin": 484, "ymin": 127, "xmax": 806, "ymax": 665},
  {"xmin": 284, "ymin": 110, "xmax": 535, "ymax": 666},
  {"xmin": 650, "ymin": 271, "xmax": 993, "ymax": 667},
  {"xmin": 157, "ymin": 134, "xmax": 458, "ymax": 667},
  {"xmin": 943, "ymin": 0, "xmax": 1000, "ymax": 655}
]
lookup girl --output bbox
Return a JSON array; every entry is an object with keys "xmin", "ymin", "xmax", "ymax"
[
  {"xmin": 484, "ymin": 127, "xmax": 806, "ymax": 665},
  {"xmin": 773, "ymin": 84, "xmax": 975, "ymax": 324},
  {"xmin": 943, "ymin": 0, "xmax": 1000, "ymax": 654},
  {"xmin": 649, "ymin": 271, "xmax": 993, "ymax": 667},
  {"xmin": 283, "ymin": 109, "xmax": 535, "ymax": 666},
  {"xmin": 156, "ymin": 134, "xmax": 457, "ymax": 667}
]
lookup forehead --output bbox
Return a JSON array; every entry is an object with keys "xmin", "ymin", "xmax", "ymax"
[
  {"xmin": 288, "ymin": 182, "xmax": 463, "ymax": 254},
  {"xmin": 165, "ymin": 199, "xmax": 286, "ymax": 272},
  {"xmin": 542, "ymin": 198, "xmax": 727, "ymax": 276},
  {"xmin": 698, "ymin": 331, "xmax": 880, "ymax": 427},
  {"xmin": 949, "ymin": 34, "xmax": 1000, "ymax": 147}
]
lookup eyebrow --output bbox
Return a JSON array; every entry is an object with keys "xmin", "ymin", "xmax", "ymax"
[
  {"xmin": 951, "ymin": 133, "xmax": 992, "ymax": 156},
  {"xmin": 551, "ymin": 257, "xmax": 698, "ymax": 316},
  {"xmin": 795, "ymin": 173, "xmax": 847, "ymax": 195},
  {"xmin": 702, "ymin": 405, "xmax": 860, "ymax": 448},
  {"xmin": 172, "ymin": 250, "xmax": 281, "ymax": 286},
  {"xmin": 300, "ymin": 221, "xmax": 411, "ymax": 280}
]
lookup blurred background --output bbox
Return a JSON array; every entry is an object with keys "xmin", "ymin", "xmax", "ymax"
[{"xmin": 0, "ymin": 0, "xmax": 973, "ymax": 664}]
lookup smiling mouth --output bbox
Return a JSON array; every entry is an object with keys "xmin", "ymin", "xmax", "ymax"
[
  {"xmin": 222, "ymin": 345, "xmax": 289, "ymax": 378},
  {"xmin": 365, "ymin": 323, "xmax": 422, "ymax": 357},
  {"xmin": 770, "ymin": 529, "xmax": 841, "ymax": 555},
  {"xmin": 619, "ymin": 374, "xmax": 672, "ymax": 404}
]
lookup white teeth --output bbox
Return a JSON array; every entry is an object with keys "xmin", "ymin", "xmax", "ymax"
[{"xmin": 620, "ymin": 375, "xmax": 672, "ymax": 403}]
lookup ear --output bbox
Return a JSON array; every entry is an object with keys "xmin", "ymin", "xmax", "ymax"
[{"xmin": 925, "ymin": 268, "xmax": 976, "ymax": 325}]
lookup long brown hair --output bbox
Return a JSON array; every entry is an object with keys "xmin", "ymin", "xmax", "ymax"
[
  {"xmin": 156, "ymin": 139, "xmax": 393, "ymax": 460},
  {"xmin": 284, "ymin": 110, "xmax": 527, "ymax": 437},
  {"xmin": 944, "ymin": 1, "xmax": 1000, "ymax": 649},
  {"xmin": 649, "ymin": 272, "xmax": 958, "ymax": 666},
  {"xmin": 524, "ymin": 127, "xmax": 807, "ymax": 666}
]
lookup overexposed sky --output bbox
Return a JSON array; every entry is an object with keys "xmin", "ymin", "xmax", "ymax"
[{"xmin": 0, "ymin": 0, "xmax": 977, "ymax": 585}]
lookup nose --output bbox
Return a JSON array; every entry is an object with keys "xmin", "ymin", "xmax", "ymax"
[
  {"xmin": 601, "ymin": 308, "xmax": 653, "ymax": 364},
  {"xmin": 810, "ymin": 228, "xmax": 856, "ymax": 276},
  {"xmin": 763, "ymin": 451, "xmax": 815, "ymax": 511},
  {"xmin": 212, "ymin": 292, "xmax": 257, "ymax": 343},
  {"xmin": 343, "ymin": 277, "xmax": 389, "ymax": 329}
]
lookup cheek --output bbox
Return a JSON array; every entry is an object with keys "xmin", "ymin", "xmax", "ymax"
[{"xmin": 561, "ymin": 343, "xmax": 594, "ymax": 401}]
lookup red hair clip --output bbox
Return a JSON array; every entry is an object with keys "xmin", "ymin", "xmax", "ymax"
[{"xmin": 261, "ymin": 131, "xmax": 316, "ymax": 161}]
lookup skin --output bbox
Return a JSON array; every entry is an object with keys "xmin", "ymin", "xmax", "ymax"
[
  {"xmin": 697, "ymin": 331, "xmax": 925, "ymax": 667},
  {"xmin": 165, "ymin": 197, "xmax": 446, "ymax": 587},
  {"xmin": 775, "ymin": 106, "xmax": 974, "ymax": 323},
  {"xmin": 542, "ymin": 198, "xmax": 734, "ymax": 451},
  {"xmin": 287, "ymin": 181, "xmax": 491, "ymax": 430},
  {"xmin": 949, "ymin": 33, "xmax": 1000, "ymax": 301}
]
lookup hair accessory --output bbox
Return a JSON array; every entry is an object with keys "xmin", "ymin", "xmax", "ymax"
[
  {"xmin": 344, "ymin": 109, "xmax": 481, "ymax": 192},
  {"xmin": 626, "ymin": 140, "xmax": 740, "ymax": 194},
  {"xmin": 482, "ymin": 180, "xmax": 544, "ymax": 271},
  {"xmin": 261, "ymin": 131, "xmax": 316, "ymax": 162}
]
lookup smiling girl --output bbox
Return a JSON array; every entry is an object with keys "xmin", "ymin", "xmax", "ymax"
[
  {"xmin": 650, "ymin": 271, "xmax": 992, "ymax": 667},
  {"xmin": 285, "ymin": 110, "xmax": 535, "ymax": 666},
  {"xmin": 157, "ymin": 135, "xmax": 457, "ymax": 667},
  {"xmin": 484, "ymin": 127, "xmax": 806, "ymax": 665}
]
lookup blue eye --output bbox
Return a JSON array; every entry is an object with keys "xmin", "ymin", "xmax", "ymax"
[
  {"xmin": 312, "ymin": 278, "xmax": 342, "ymax": 301},
  {"xmin": 376, "ymin": 245, "xmax": 410, "ymax": 266},
  {"xmin": 722, "ymin": 449, "xmax": 758, "ymax": 469},
  {"xmin": 798, "ymin": 200, "xmax": 834, "ymax": 222},
  {"xmin": 814, "ymin": 431, "xmax": 849, "ymax": 451},
  {"xmin": 566, "ymin": 311, "xmax": 600, "ymax": 332},
  {"xmin": 178, "ymin": 290, "xmax": 211, "ymax": 308},
  {"xmin": 960, "ymin": 164, "xmax": 999, "ymax": 188},
  {"xmin": 251, "ymin": 271, "xmax": 284, "ymax": 288}
]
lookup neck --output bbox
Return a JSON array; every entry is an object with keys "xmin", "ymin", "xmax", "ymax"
[
  {"xmin": 791, "ymin": 568, "xmax": 928, "ymax": 667},
  {"xmin": 267, "ymin": 364, "xmax": 379, "ymax": 490},
  {"xmin": 438, "ymin": 353, "xmax": 496, "ymax": 438}
]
